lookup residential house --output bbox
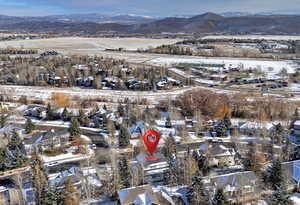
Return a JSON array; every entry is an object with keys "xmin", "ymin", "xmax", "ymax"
[
  {"xmin": 73, "ymin": 64, "xmax": 89, "ymax": 71},
  {"xmin": 167, "ymin": 68, "xmax": 195, "ymax": 85},
  {"xmin": 194, "ymin": 143, "xmax": 236, "ymax": 167},
  {"xmin": 133, "ymin": 153, "xmax": 169, "ymax": 185},
  {"xmin": 293, "ymin": 120, "xmax": 300, "ymax": 136},
  {"xmin": 118, "ymin": 185, "xmax": 175, "ymax": 205},
  {"xmin": 48, "ymin": 167, "xmax": 82, "ymax": 188},
  {"xmin": 48, "ymin": 166, "xmax": 101, "ymax": 196},
  {"xmin": 282, "ymin": 160, "xmax": 300, "ymax": 191},
  {"xmin": 237, "ymin": 121, "xmax": 275, "ymax": 136},
  {"xmin": 24, "ymin": 105, "xmax": 47, "ymax": 119},
  {"xmin": 0, "ymin": 124, "xmax": 23, "ymax": 148},
  {"xmin": 24, "ymin": 129, "xmax": 70, "ymax": 153},
  {"xmin": 0, "ymin": 178, "xmax": 35, "ymax": 205},
  {"xmin": 129, "ymin": 122, "xmax": 146, "ymax": 139},
  {"xmin": 53, "ymin": 108, "xmax": 88, "ymax": 119},
  {"xmin": 210, "ymin": 74, "xmax": 228, "ymax": 82},
  {"xmin": 193, "ymin": 78, "xmax": 221, "ymax": 87},
  {"xmin": 204, "ymin": 171, "xmax": 259, "ymax": 203}
]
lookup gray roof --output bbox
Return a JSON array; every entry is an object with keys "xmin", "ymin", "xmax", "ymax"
[
  {"xmin": 24, "ymin": 128, "xmax": 69, "ymax": 145},
  {"xmin": 118, "ymin": 185, "xmax": 175, "ymax": 205},
  {"xmin": 136, "ymin": 153, "xmax": 167, "ymax": 169},
  {"xmin": 118, "ymin": 185, "xmax": 159, "ymax": 205},
  {"xmin": 0, "ymin": 124, "xmax": 22, "ymax": 135},
  {"xmin": 209, "ymin": 171, "xmax": 257, "ymax": 190}
]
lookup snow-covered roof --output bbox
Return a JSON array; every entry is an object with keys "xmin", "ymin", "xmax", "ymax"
[
  {"xmin": 168, "ymin": 68, "xmax": 194, "ymax": 78},
  {"xmin": 49, "ymin": 167, "xmax": 78, "ymax": 186},
  {"xmin": 136, "ymin": 153, "xmax": 168, "ymax": 169},
  {"xmin": 294, "ymin": 120, "xmax": 300, "ymax": 127},
  {"xmin": 194, "ymin": 78, "xmax": 221, "ymax": 85},
  {"xmin": 208, "ymin": 171, "xmax": 256, "ymax": 192},
  {"xmin": 210, "ymin": 74, "xmax": 227, "ymax": 78},
  {"xmin": 238, "ymin": 121, "xmax": 275, "ymax": 131},
  {"xmin": 118, "ymin": 185, "xmax": 159, "ymax": 205}
]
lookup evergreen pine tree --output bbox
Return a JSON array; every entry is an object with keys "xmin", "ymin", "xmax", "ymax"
[
  {"xmin": 117, "ymin": 103, "xmax": 124, "ymax": 117},
  {"xmin": 46, "ymin": 104, "xmax": 55, "ymax": 120},
  {"xmin": 142, "ymin": 106, "xmax": 151, "ymax": 122},
  {"xmin": 270, "ymin": 123, "xmax": 285, "ymax": 145},
  {"xmin": 197, "ymin": 153, "xmax": 210, "ymax": 176},
  {"xmin": 283, "ymin": 138, "xmax": 292, "ymax": 161},
  {"xmin": 215, "ymin": 121, "xmax": 227, "ymax": 137},
  {"xmin": 129, "ymin": 112, "xmax": 137, "ymax": 126},
  {"xmin": 162, "ymin": 133, "xmax": 177, "ymax": 158},
  {"xmin": 188, "ymin": 176, "xmax": 209, "ymax": 205},
  {"xmin": 165, "ymin": 116, "xmax": 172, "ymax": 128},
  {"xmin": 69, "ymin": 118, "xmax": 81, "ymax": 138},
  {"xmin": 8, "ymin": 129, "xmax": 22, "ymax": 150},
  {"xmin": 94, "ymin": 120, "xmax": 101, "ymax": 128},
  {"xmin": 42, "ymin": 186, "xmax": 62, "ymax": 205},
  {"xmin": 0, "ymin": 113, "xmax": 7, "ymax": 128},
  {"xmin": 78, "ymin": 109, "xmax": 85, "ymax": 125},
  {"xmin": 62, "ymin": 107, "xmax": 69, "ymax": 121},
  {"xmin": 269, "ymin": 189, "xmax": 292, "ymax": 205},
  {"xmin": 212, "ymin": 189, "xmax": 229, "ymax": 205},
  {"xmin": 118, "ymin": 125, "xmax": 130, "ymax": 148},
  {"xmin": 13, "ymin": 146, "xmax": 27, "ymax": 168},
  {"xmin": 0, "ymin": 148, "xmax": 7, "ymax": 171},
  {"xmin": 270, "ymin": 159, "xmax": 284, "ymax": 191},
  {"xmin": 223, "ymin": 113, "xmax": 231, "ymax": 129},
  {"xmin": 25, "ymin": 118, "xmax": 35, "ymax": 134},
  {"xmin": 243, "ymin": 142, "xmax": 255, "ymax": 171},
  {"xmin": 118, "ymin": 156, "xmax": 131, "ymax": 188},
  {"xmin": 32, "ymin": 155, "xmax": 49, "ymax": 205},
  {"xmin": 166, "ymin": 154, "xmax": 179, "ymax": 186},
  {"xmin": 103, "ymin": 104, "xmax": 107, "ymax": 110}
]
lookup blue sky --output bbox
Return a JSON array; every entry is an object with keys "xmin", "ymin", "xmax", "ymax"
[{"xmin": 1, "ymin": 0, "xmax": 300, "ymax": 16}]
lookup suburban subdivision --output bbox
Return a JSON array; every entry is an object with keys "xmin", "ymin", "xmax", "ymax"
[{"xmin": 2, "ymin": 4, "xmax": 300, "ymax": 205}]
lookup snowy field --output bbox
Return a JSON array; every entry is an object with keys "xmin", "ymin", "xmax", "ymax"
[
  {"xmin": 0, "ymin": 33, "xmax": 13, "ymax": 37},
  {"xmin": 0, "ymin": 37, "xmax": 180, "ymax": 51},
  {"xmin": 0, "ymin": 85, "xmax": 196, "ymax": 104},
  {"xmin": 203, "ymin": 35, "xmax": 300, "ymax": 41},
  {"xmin": 149, "ymin": 57, "xmax": 298, "ymax": 74},
  {"xmin": 84, "ymin": 51, "xmax": 299, "ymax": 75}
]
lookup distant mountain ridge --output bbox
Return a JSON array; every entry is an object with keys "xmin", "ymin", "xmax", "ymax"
[
  {"xmin": 0, "ymin": 13, "xmax": 157, "ymax": 25},
  {"xmin": 1, "ymin": 12, "xmax": 300, "ymax": 35}
]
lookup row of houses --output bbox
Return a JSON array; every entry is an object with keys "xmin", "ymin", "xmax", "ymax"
[{"xmin": 117, "ymin": 158, "xmax": 300, "ymax": 205}]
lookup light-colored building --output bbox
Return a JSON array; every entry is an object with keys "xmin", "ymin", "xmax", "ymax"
[
  {"xmin": 204, "ymin": 171, "xmax": 259, "ymax": 204},
  {"xmin": 133, "ymin": 153, "xmax": 169, "ymax": 185},
  {"xmin": 293, "ymin": 120, "xmax": 300, "ymax": 136},
  {"xmin": 118, "ymin": 185, "xmax": 175, "ymax": 205}
]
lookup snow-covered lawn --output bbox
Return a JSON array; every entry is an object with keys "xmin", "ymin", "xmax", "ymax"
[
  {"xmin": 42, "ymin": 147, "xmax": 94, "ymax": 165},
  {"xmin": 291, "ymin": 193, "xmax": 300, "ymax": 205},
  {"xmin": 0, "ymin": 84, "xmax": 196, "ymax": 104}
]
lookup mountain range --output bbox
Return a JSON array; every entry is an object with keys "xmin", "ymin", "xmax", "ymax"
[{"xmin": 1, "ymin": 12, "xmax": 300, "ymax": 35}]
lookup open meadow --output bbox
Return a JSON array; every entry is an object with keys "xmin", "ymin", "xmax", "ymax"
[{"xmin": 0, "ymin": 37, "xmax": 181, "ymax": 52}]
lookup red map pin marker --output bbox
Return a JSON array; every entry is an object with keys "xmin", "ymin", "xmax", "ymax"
[{"xmin": 143, "ymin": 129, "xmax": 160, "ymax": 160}]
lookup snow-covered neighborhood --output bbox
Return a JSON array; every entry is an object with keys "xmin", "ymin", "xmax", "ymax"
[{"xmin": 1, "ymin": 5, "xmax": 300, "ymax": 204}]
